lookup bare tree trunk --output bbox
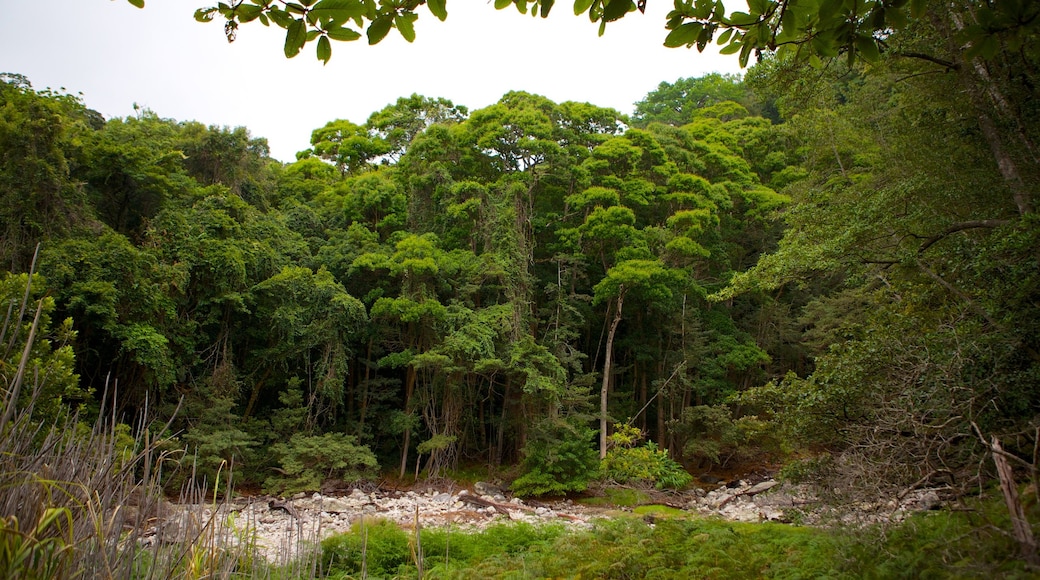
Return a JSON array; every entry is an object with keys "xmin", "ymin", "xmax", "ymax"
[
  {"xmin": 399, "ymin": 365, "xmax": 416, "ymax": 479},
  {"xmin": 991, "ymin": 436, "xmax": 1040, "ymax": 567},
  {"xmin": 600, "ymin": 287, "xmax": 625, "ymax": 459}
]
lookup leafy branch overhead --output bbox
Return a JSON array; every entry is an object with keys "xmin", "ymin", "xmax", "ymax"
[{"xmin": 130, "ymin": 0, "xmax": 1039, "ymax": 67}]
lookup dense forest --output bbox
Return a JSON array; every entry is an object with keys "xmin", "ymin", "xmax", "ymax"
[{"xmin": 2, "ymin": 0, "xmax": 1038, "ymax": 529}]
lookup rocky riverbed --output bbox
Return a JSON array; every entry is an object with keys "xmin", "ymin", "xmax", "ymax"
[{"xmin": 152, "ymin": 479, "xmax": 948, "ymax": 564}]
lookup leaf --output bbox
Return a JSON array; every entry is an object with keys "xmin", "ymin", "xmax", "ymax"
[
  {"xmin": 495, "ymin": 0, "xmax": 512, "ymax": 8},
  {"xmin": 395, "ymin": 12, "xmax": 417, "ymax": 42},
  {"xmin": 311, "ymin": 0, "xmax": 368, "ymax": 25},
  {"xmin": 268, "ymin": 8, "xmax": 294, "ymax": 27},
  {"xmin": 573, "ymin": 0, "xmax": 594, "ymax": 15},
  {"xmin": 854, "ymin": 35, "xmax": 880, "ymax": 62},
  {"xmin": 664, "ymin": 22, "xmax": 702, "ymax": 47},
  {"xmin": 540, "ymin": 0, "xmax": 555, "ymax": 17},
  {"xmin": 719, "ymin": 38, "xmax": 742, "ymax": 54},
  {"xmin": 194, "ymin": 7, "xmax": 217, "ymax": 22},
  {"xmin": 716, "ymin": 27, "xmax": 733, "ymax": 45},
  {"xmin": 237, "ymin": 4, "xmax": 263, "ymax": 22},
  {"xmin": 317, "ymin": 35, "xmax": 332, "ymax": 63},
  {"xmin": 128, "ymin": 0, "xmax": 145, "ymax": 7},
  {"xmin": 367, "ymin": 15, "xmax": 393, "ymax": 44},
  {"xmin": 327, "ymin": 26, "xmax": 362, "ymax": 40},
  {"xmin": 284, "ymin": 18, "xmax": 307, "ymax": 57},
  {"xmin": 428, "ymin": 0, "xmax": 448, "ymax": 21},
  {"xmin": 602, "ymin": 0, "xmax": 631, "ymax": 22}
]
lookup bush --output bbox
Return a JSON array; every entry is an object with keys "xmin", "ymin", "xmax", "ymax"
[
  {"xmin": 671, "ymin": 404, "xmax": 776, "ymax": 469},
  {"xmin": 511, "ymin": 418, "xmax": 600, "ymax": 498},
  {"xmin": 602, "ymin": 424, "xmax": 692, "ymax": 490},
  {"xmin": 321, "ymin": 518, "xmax": 411, "ymax": 578},
  {"xmin": 265, "ymin": 432, "xmax": 378, "ymax": 495}
]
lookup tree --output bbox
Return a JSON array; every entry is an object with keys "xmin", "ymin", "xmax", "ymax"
[
  {"xmin": 176, "ymin": 0, "xmax": 1038, "ymax": 79},
  {"xmin": 632, "ymin": 73, "xmax": 750, "ymax": 127}
]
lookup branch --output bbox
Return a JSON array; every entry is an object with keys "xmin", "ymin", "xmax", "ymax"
[
  {"xmin": 891, "ymin": 51, "xmax": 960, "ymax": 70},
  {"xmin": 916, "ymin": 220, "xmax": 1009, "ymax": 254}
]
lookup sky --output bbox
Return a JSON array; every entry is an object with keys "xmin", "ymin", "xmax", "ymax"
[{"xmin": 0, "ymin": 0, "xmax": 741, "ymax": 162}]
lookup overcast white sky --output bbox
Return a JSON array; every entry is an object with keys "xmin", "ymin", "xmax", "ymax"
[{"xmin": 1, "ymin": 0, "xmax": 741, "ymax": 162}]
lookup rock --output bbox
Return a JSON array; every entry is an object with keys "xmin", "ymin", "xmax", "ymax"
[
  {"xmin": 349, "ymin": 488, "xmax": 368, "ymax": 500},
  {"xmin": 474, "ymin": 481, "xmax": 504, "ymax": 497},
  {"xmin": 698, "ymin": 474, "xmax": 721, "ymax": 484},
  {"xmin": 746, "ymin": 480, "xmax": 779, "ymax": 496},
  {"xmin": 433, "ymin": 493, "xmax": 452, "ymax": 503},
  {"xmin": 321, "ymin": 498, "xmax": 353, "ymax": 512},
  {"xmin": 917, "ymin": 491, "xmax": 941, "ymax": 511}
]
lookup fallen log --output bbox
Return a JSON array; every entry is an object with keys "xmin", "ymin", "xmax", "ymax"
[
  {"xmin": 268, "ymin": 499, "xmax": 300, "ymax": 520},
  {"xmin": 457, "ymin": 493, "xmax": 534, "ymax": 516}
]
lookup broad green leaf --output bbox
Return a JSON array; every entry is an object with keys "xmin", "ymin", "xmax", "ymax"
[
  {"xmin": 284, "ymin": 18, "xmax": 307, "ymax": 57},
  {"xmin": 494, "ymin": 0, "xmax": 512, "ymax": 8},
  {"xmin": 747, "ymin": 0, "xmax": 770, "ymax": 16},
  {"xmin": 237, "ymin": 4, "xmax": 263, "ymax": 22},
  {"xmin": 738, "ymin": 37, "xmax": 753, "ymax": 67},
  {"xmin": 128, "ymin": 0, "xmax": 145, "ymax": 7},
  {"xmin": 327, "ymin": 26, "xmax": 362, "ymax": 40},
  {"xmin": 725, "ymin": 11, "xmax": 757, "ymax": 26},
  {"xmin": 317, "ymin": 35, "xmax": 332, "ymax": 63},
  {"xmin": 574, "ymin": 0, "xmax": 594, "ymax": 15},
  {"xmin": 194, "ymin": 7, "xmax": 217, "ymax": 21},
  {"xmin": 268, "ymin": 8, "xmax": 295, "ymax": 27},
  {"xmin": 716, "ymin": 27, "xmax": 733, "ymax": 45},
  {"xmin": 428, "ymin": 0, "xmax": 448, "ymax": 21},
  {"xmin": 664, "ymin": 22, "xmax": 701, "ymax": 47},
  {"xmin": 540, "ymin": 0, "xmax": 555, "ymax": 17},
  {"xmin": 602, "ymin": 0, "xmax": 631, "ymax": 22},
  {"xmin": 719, "ymin": 39, "xmax": 742, "ymax": 54},
  {"xmin": 367, "ymin": 15, "xmax": 393, "ymax": 44},
  {"xmin": 395, "ymin": 12, "xmax": 417, "ymax": 42},
  {"xmin": 854, "ymin": 35, "xmax": 880, "ymax": 62},
  {"xmin": 312, "ymin": 0, "xmax": 368, "ymax": 26}
]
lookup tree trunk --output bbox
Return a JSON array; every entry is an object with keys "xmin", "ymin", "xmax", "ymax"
[
  {"xmin": 600, "ymin": 288, "xmax": 625, "ymax": 459},
  {"xmin": 991, "ymin": 436, "xmax": 1040, "ymax": 567},
  {"xmin": 399, "ymin": 365, "xmax": 416, "ymax": 479}
]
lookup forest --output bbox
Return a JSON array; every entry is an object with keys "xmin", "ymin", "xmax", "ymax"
[{"xmin": 1, "ymin": 0, "xmax": 1039, "ymax": 575}]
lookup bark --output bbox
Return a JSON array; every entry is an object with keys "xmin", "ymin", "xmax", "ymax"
[
  {"xmin": 991, "ymin": 436, "xmax": 1040, "ymax": 568},
  {"xmin": 600, "ymin": 287, "xmax": 625, "ymax": 459},
  {"xmin": 398, "ymin": 364, "xmax": 416, "ymax": 479}
]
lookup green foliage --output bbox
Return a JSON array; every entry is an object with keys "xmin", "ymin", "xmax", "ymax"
[
  {"xmin": 633, "ymin": 73, "xmax": 751, "ymax": 127},
  {"xmin": 0, "ymin": 273, "xmax": 83, "ymax": 426},
  {"xmin": 321, "ymin": 518, "xmax": 411, "ymax": 578},
  {"xmin": 266, "ymin": 432, "xmax": 378, "ymax": 494},
  {"xmin": 671, "ymin": 404, "xmax": 776, "ymax": 469},
  {"xmin": 511, "ymin": 418, "xmax": 600, "ymax": 497},
  {"xmin": 0, "ymin": 508, "xmax": 75, "ymax": 579},
  {"xmin": 601, "ymin": 424, "xmax": 692, "ymax": 489},
  {"xmin": 420, "ymin": 522, "xmax": 565, "ymax": 573}
]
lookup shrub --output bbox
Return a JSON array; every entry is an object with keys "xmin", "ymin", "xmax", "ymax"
[
  {"xmin": 321, "ymin": 518, "xmax": 411, "ymax": 578},
  {"xmin": 265, "ymin": 432, "xmax": 378, "ymax": 495},
  {"xmin": 602, "ymin": 424, "xmax": 692, "ymax": 490},
  {"xmin": 511, "ymin": 418, "xmax": 600, "ymax": 498}
]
